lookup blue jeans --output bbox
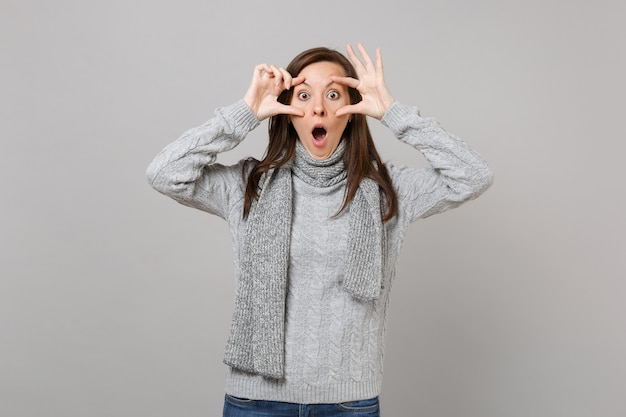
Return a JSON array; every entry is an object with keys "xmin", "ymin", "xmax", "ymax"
[{"xmin": 223, "ymin": 394, "xmax": 380, "ymax": 417}]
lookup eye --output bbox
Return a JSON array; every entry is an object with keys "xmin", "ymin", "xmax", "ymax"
[
  {"xmin": 297, "ymin": 91, "xmax": 310, "ymax": 101},
  {"xmin": 327, "ymin": 90, "xmax": 340, "ymax": 100}
]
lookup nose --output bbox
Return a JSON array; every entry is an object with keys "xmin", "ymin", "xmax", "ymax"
[{"xmin": 312, "ymin": 97, "xmax": 326, "ymax": 116}]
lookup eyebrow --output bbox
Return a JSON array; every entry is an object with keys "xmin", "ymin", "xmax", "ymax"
[{"xmin": 300, "ymin": 81, "xmax": 337, "ymax": 88}]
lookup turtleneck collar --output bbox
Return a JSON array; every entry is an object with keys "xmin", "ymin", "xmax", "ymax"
[{"xmin": 292, "ymin": 140, "xmax": 347, "ymax": 188}]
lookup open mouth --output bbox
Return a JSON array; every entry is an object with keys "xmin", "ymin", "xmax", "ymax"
[{"xmin": 312, "ymin": 126, "xmax": 327, "ymax": 141}]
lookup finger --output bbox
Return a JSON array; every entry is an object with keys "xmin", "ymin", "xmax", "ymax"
[
  {"xmin": 260, "ymin": 65, "xmax": 278, "ymax": 83},
  {"xmin": 254, "ymin": 64, "xmax": 269, "ymax": 79},
  {"xmin": 335, "ymin": 103, "xmax": 361, "ymax": 117},
  {"xmin": 345, "ymin": 44, "xmax": 365, "ymax": 72},
  {"xmin": 269, "ymin": 65, "xmax": 283, "ymax": 85},
  {"xmin": 260, "ymin": 63, "xmax": 274, "ymax": 77},
  {"xmin": 278, "ymin": 67, "xmax": 293, "ymax": 90},
  {"xmin": 277, "ymin": 103, "xmax": 305, "ymax": 117},
  {"xmin": 330, "ymin": 75, "xmax": 360, "ymax": 89},
  {"xmin": 357, "ymin": 43, "xmax": 375, "ymax": 68},
  {"xmin": 268, "ymin": 64, "xmax": 280, "ymax": 75},
  {"xmin": 291, "ymin": 75, "xmax": 305, "ymax": 87},
  {"xmin": 376, "ymin": 48, "xmax": 384, "ymax": 72}
]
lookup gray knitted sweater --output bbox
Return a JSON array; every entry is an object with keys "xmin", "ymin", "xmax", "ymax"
[{"xmin": 146, "ymin": 99, "xmax": 493, "ymax": 404}]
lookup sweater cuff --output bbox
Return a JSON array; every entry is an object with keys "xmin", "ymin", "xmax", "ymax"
[
  {"xmin": 381, "ymin": 101, "xmax": 422, "ymax": 134},
  {"xmin": 217, "ymin": 99, "xmax": 261, "ymax": 137}
]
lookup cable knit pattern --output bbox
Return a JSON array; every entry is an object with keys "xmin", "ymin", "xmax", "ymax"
[
  {"xmin": 146, "ymin": 99, "xmax": 493, "ymax": 404},
  {"xmin": 224, "ymin": 140, "xmax": 385, "ymax": 379}
]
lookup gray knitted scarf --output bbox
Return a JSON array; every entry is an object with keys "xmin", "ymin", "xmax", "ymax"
[{"xmin": 223, "ymin": 140, "xmax": 385, "ymax": 379}]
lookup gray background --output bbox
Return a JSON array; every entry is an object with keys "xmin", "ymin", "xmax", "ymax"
[{"xmin": 2, "ymin": 0, "xmax": 625, "ymax": 416}]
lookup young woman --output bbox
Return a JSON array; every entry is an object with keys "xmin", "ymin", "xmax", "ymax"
[{"xmin": 147, "ymin": 44, "xmax": 493, "ymax": 417}]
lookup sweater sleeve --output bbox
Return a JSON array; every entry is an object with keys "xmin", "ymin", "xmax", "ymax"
[
  {"xmin": 381, "ymin": 101, "xmax": 494, "ymax": 223},
  {"xmin": 146, "ymin": 99, "xmax": 260, "ymax": 219}
]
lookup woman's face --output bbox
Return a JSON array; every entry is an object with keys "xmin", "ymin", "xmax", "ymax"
[{"xmin": 289, "ymin": 61, "xmax": 351, "ymax": 160}]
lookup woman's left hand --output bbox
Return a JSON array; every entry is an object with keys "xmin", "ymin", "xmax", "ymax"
[{"xmin": 332, "ymin": 44, "xmax": 395, "ymax": 120}]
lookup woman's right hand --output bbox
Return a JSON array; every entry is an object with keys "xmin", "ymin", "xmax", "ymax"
[{"xmin": 243, "ymin": 64, "xmax": 305, "ymax": 121}]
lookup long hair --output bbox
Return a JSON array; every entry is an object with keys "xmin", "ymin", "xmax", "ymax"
[{"xmin": 242, "ymin": 47, "xmax": 398, "ymax": 222}]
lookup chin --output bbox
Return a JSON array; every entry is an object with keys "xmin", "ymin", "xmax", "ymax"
[{"xmin": 305, "ymin": 144, "xmax": 336, "ymax": 160}]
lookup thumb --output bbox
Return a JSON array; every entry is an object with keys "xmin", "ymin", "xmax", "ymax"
[
  {"xmin": 276, "ymin": 103, "xmax": 305, "ymax": 117},
  {"xmin": 335, "ymin": 103, "xmax": 359, "ymax": 118}
]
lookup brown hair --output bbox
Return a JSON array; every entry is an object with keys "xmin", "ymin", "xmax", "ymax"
[{"xmin": 243, "ymin": 47, "xmax": 398, "ymax": 222}]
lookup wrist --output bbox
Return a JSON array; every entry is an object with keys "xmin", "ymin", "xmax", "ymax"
[
  {"xmin": 381, "ymin": 90, "xmax": 395, "ymax": 113},
  {"xmin": 243, "ymin": 95, "xmax": 256, "ymax": 115}
]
